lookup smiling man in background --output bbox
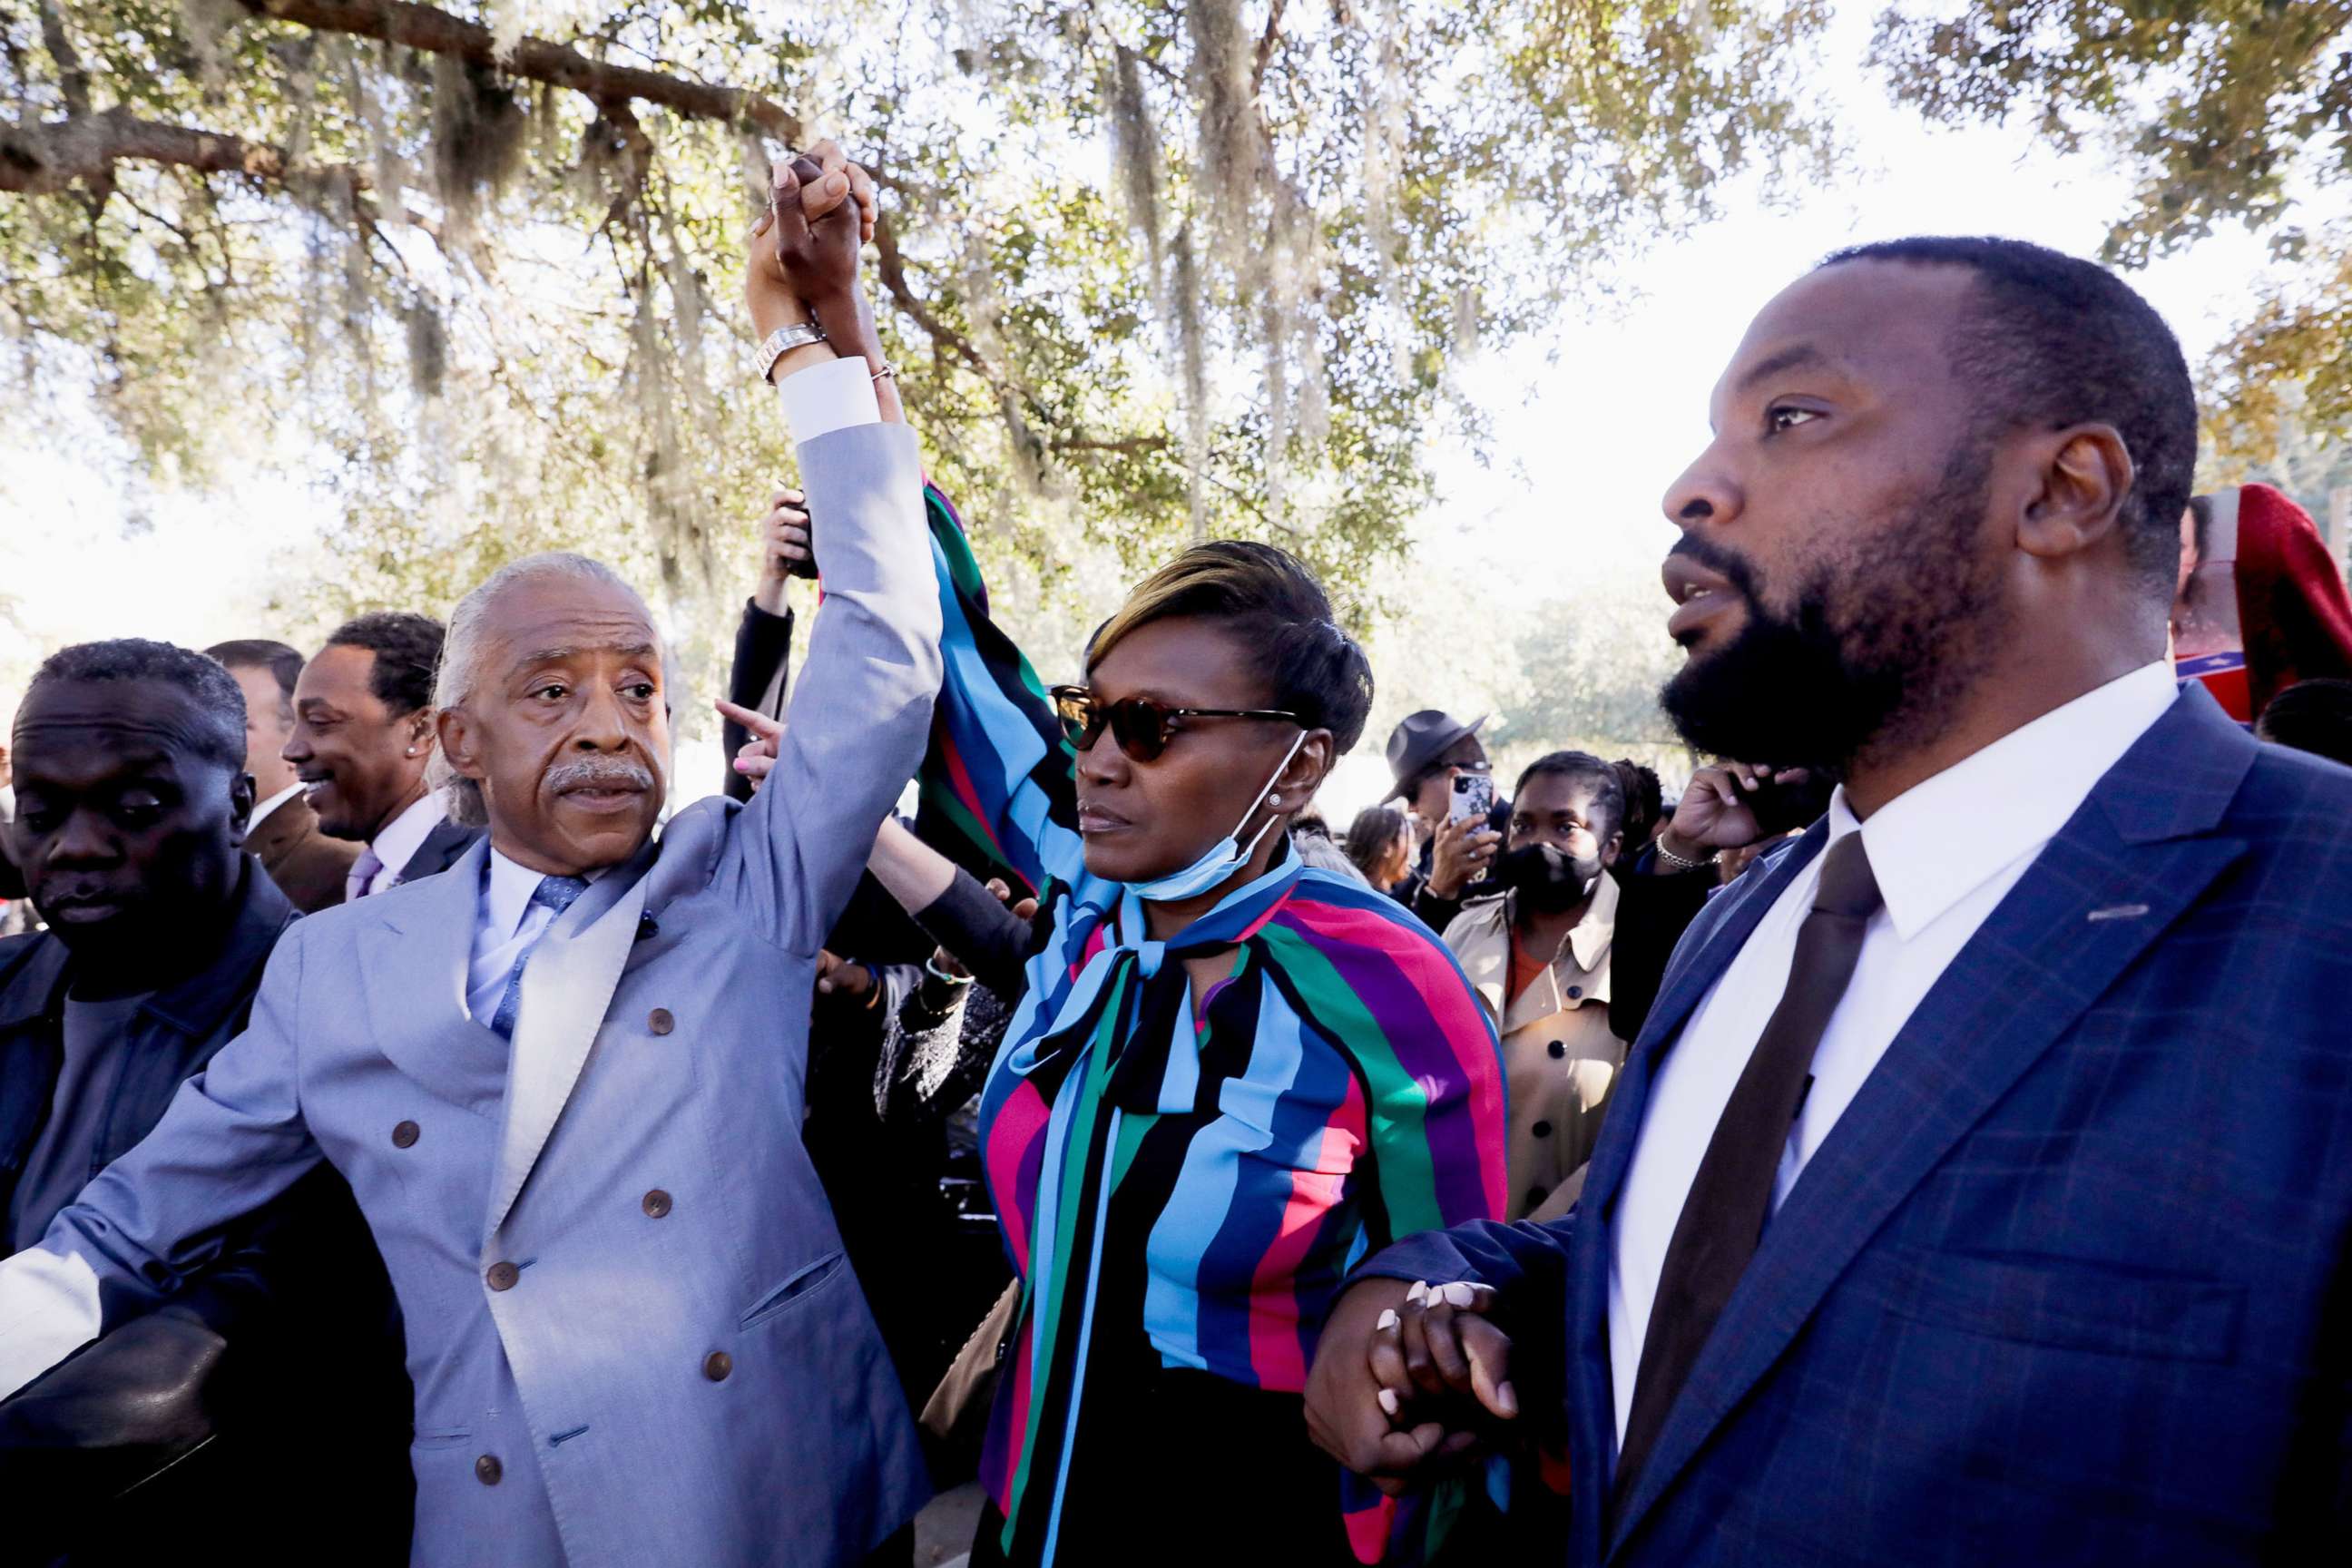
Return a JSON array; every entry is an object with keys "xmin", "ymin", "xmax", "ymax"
[
  {"xmin": 205, "ymin": 637, "xmax": 361, "ymax": 911},
  {"xmin": 288, "ymin": 611, "xmax": 479, "ymax": 896}
]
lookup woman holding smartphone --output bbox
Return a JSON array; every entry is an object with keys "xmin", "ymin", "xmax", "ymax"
[{"xmin": 728, "ymin": 491, "xmax": 1508, "ymax": 1565}]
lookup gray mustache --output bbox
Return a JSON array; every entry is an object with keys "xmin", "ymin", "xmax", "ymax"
[{"xmin": 544, "ymin": 758, "xmax": 655, "ymax": 793}]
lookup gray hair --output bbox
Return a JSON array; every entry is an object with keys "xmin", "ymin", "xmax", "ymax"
[{"xmin": 426, "ymin": 552, "xmax": 674, "ymax": 828}]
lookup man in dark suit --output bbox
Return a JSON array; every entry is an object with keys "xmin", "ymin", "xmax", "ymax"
[
  {"xmin": 285, "ymin": 612, "xmax": 479, "ymax": 896},
  {"xmin": 1305, "ymin": 236, "xmax": 2352, "ymax": 1562},
  {"xmin": 0, "ymin": 639, "xmax": 409, "ymax": 1562},
  {"xmin": 205, "ymin": 637, "xmax": 360, "ymax": 911}
]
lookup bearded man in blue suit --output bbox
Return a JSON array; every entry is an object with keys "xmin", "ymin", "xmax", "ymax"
[
  {"xmin": 0, "ymin": 145, "xmax": 939, "ymax": 1566},
  {"xmin": 1306, "ymin": 237, "xmax": 2352, "ymax": 1563}
]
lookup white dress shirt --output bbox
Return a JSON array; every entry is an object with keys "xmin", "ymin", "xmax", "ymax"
[
  {"xmin": 348, "ymin": 789, "xmax": 448, "ymax": 900},
  {"xmin": 1605, "ymin": 662, "xmax": 2179, "ymax": 1451},
  {"xmin": 246, "ymin": 781, "xmax": 303, "ymax": 834}
]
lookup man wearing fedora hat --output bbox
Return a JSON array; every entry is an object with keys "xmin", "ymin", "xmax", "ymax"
[{"xmin": 1382, "ymin": 709, "xmax": 1509, "ymax": 913}]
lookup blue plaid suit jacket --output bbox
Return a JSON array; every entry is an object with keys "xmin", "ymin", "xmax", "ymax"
[{"xmin": 1367, "ymin": 687, "xmax": 2352, "ymax": 1564}]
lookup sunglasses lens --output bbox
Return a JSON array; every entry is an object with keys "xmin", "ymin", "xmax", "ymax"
[
  {"xmin": 1053, "ymin": 690, "xmax": 1098, "ymax": 750},
  {"xmin": 1106, "ymin": 700, "xmax": 1169, "ymax": 761}
]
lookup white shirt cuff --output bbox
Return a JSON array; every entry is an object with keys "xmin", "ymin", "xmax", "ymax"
[
  {"xmin": 774, "ymin": 355, "xmax": 880, "ymax": 443},
  {"xmin": 0, "ymin": 1245, "xmax": 103, "ymax": 1397}
]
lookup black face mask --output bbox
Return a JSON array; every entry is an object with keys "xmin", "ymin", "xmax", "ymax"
[{"xmin": 1497, "ymin": 842, "xmax": 1600, "ymax": 912}]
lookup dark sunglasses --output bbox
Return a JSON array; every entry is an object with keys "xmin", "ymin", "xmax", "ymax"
[{"xmin": 1049, "ymin": 685, "xmax": 1301, "ymax": 762}]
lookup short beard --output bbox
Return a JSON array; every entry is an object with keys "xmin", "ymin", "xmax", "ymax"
[{"xmin": 1660, "ymin": 438, "xmax": 2006, "ymax": 778}]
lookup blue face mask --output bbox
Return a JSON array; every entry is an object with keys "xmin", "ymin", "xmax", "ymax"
[{"xmin": 1129, "ymin": 732, "xmax": 1307, "ymax": 903}]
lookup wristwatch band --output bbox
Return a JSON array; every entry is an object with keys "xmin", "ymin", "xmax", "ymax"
[{"xmin": 754, "ymin": 321, "xmax": 828, "ymax": 382}]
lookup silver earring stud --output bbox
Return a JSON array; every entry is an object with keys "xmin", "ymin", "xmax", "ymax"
[{"xmin": 1269, "ymin": 793, "xmax": 1282, "ymax": 806}]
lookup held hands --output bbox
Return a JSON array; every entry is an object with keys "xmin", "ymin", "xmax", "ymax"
[
  {"xmin": 1426, "ymin": 812, "xmax": 1501, "ymax": 901},
  {"xmin": 743, "ymin": 139, "xmax": 877, "ymax": 347},
  {"xmin": 1657, "ymin": 761, "xmax": 1812, "ymax": 866},
  {"xmin": 1304, "ymin": 1277, "xmax": 1519, "ymax": 1497}
]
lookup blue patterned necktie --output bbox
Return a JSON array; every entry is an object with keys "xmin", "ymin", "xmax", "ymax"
[{"xmin": 487, "ymin": 875, "xmax": 591, "ymax": 1041}]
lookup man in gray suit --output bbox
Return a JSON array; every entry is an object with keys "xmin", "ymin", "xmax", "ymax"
[{"xmin": 0, "ymin": 145, "xmax": 936, "ymax": 1567}]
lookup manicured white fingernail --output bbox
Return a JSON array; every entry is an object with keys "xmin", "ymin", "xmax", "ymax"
[
  {"xmin": 1375, "ymin": 1308, "xmax": 1399, "ymax": 1332},
  {"xmin": 1442, "ymin": 1282, "xmax": 1475, "ymax": 1308},
  {"xmin": 1377, "ymin": 1387, "xmax": 1399, "ymax": 1417},
  {"xmin": 1406, "ymin": 1280, "xmax": 1430, "ymax": 1305}
]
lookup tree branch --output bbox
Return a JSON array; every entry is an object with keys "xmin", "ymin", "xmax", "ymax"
[
  {"xmin": 240, "ymin": 0, "xmax": 806, "ymax": 143},
  {"xmin": 0, "ymin": 106, "xmax": 365, "ymax": 195}
]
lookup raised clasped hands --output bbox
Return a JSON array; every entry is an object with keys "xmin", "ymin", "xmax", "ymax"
[
  {"xmin": 1303, "ymin": 1275, "xmax": 1520, "ymax": 1498},
  {"xmin": 743, "ymin": 138, "xmax": 877, "ymax": 350}
]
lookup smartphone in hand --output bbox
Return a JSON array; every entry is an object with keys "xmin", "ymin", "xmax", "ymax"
[{"xmin": 1449, "ymin": 771, "xmax": 1496, "ymax": 827}]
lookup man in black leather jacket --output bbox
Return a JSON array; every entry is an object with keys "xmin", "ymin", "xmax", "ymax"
[{"xmin": 0, "ymin": 640, "xmax": 411, "ymax": 1565}]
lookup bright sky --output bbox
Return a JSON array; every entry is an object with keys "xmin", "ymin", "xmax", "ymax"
[{"xmin": 5, "ymin": 2, "xmax": 2341, "ymax": 818}]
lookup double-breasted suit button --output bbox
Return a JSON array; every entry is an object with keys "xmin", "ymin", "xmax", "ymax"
[
  {"xmin": 1532, "ymin": 1120, "xmax": 1553, "ymax": 1138},
  {"xmin": 703, "ymin": 1351, "xmax": 732, "ymax": 1382},
  {"xmin": 642, "ymin": 1190, "xmax": 672, "ymax": 1219},
  {"xmin": 1547, "ymin": 1040, "xmax": 1566, "ymax": 1059},
  {"xmin": 648, "ymin": 1007, "xmax": 675, "ymax": 1035},
  {"xmin": 391, "ymin": 1120, "xmax": 420, "ymax": 1149},
  {"xmin": 475, "ymin": 1455, "xmax": 503, "ymax": 1485},
  {"xmin": 1567, "ymin": 985, "xmax": 1583, "ymax": 1000},
  {"xmin": 486, "ymin": 1261, "xmax": 520, "ymax": 1291}
]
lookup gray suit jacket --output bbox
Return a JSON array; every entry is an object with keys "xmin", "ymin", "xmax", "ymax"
[{"xmin": 0, "ymin": 421, "xmax": 943, "ymax": 1567}]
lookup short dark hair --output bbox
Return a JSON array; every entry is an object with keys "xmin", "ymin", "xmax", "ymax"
[
  {"xmin": 321, "ymin": 612, "xmax": 446, "ymax": 716},
  {"xmin": 2256, "ymin": 679, "xmax": 2352, "ymax": 767},
  {"xmin": 1088, "ymin": 541, "xmax": 1376, "ymax": 754},
  {"xmin": 1612, "ymin": 759, "xmax": 1664, "ymax": 845},
  {"xmin": 204, "ymin": 638, "xmax": 305, "ymax": 713},
  {"xmin": 1820, "ymin": 236, "xmax": 2198, "ymax": 593},
  {"xmin": 1514, "ymin": 750, "xmax": 1627, "ymax": 844},
  {"xmin": 24, "ymin": 639, "xmax": 247, "ymax": 769}
]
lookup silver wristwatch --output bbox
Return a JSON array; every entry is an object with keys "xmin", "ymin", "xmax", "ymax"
[{"xmin": 754, "ymin": 321, "xmax": 828, "ymax": 382}]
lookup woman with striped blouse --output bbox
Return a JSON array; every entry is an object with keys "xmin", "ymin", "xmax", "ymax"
[{"xmin": 769, "ymin": 488, "xmax": 1510, "ymax": 1565}]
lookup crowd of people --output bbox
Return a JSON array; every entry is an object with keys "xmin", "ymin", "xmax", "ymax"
[{"xmin": 2, "ymin": 140, "xmax": 2350, "ymax": 1568}]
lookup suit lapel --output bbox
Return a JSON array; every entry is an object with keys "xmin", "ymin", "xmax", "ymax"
[
  {"xmin": 358, "ymin": 838, "xmax": 503, "ymax": 1114},
  {"xmin": 1606, "ymin": 692, "xmax": 2257, "ymax": 1556},
  {"xmin": 484, "ymin": 841, "xmax": 658, "ymax": 1241}
]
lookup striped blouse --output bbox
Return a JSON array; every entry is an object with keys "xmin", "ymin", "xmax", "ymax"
[{"xmin": 909, "ymin": 485, "xmax": 1511, "ymax": 1564}]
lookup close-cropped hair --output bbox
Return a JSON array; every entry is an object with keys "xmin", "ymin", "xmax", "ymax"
[
  {"xmin": 1612, "ymin": 758, "xmax": 1664, "ymax": 845},
  {"xmin": 1514, "ymin": 749, "xmax": 1627, "ymax": 844},
  {"xmin": 1821, "ymin": 235, "xmax": 2198, "ymax": 595},
  {"xmin": 322, "ymin": 611, "xmax": 446, "ymax": 718},
  {"xmin": 27, "ymin": 639, "xmax": 248, "ymax": 771},
  {"xmin": 204, "ymin": 638, "xmax": 305, "ymax": 715},
  {"xmin": 1087, "ymin": 540, "xmax": 1375, "ymax": 755}
]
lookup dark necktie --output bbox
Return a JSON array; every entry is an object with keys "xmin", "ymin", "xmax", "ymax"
[
  {"xmin": 1612, "ymin": 830, "xmax": 1883, "ymax": 1509},
  {"xmin": 488, "ymin": 875, "xmax": 591, "ymax": 1041}
]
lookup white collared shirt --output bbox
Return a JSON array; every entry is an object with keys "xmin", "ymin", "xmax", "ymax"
[
  {"xmin": 1605, "ymin": 662, "xmax": 2180, "ymax": 1451},
  {"xmin": 464, "ymin": 849, "xmax": 609, "ymax": 1026},
  {"xmin": 350, "ymin": 790, "xmax": 451, "ymax": 899},
  {"xmin": 246, "ymin": 781, "xmax": 303, "ymax": 834}
]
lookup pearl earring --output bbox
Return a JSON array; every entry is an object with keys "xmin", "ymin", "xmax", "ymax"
[
  {"xmin": 406, "ymin": 747, "xmax": 417, "ymax": 756},
  {"xmin": 1269, "ymin": 793, "xmax": 1282, "ymax": 806}
]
